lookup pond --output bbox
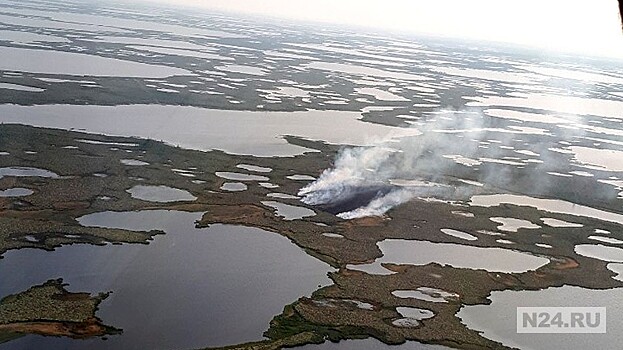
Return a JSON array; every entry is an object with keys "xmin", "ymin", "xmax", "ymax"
[
  {"xmin": 261, "ymin": 201, "xmax": 316, "ymax": 220},
  {"xmin": 0, "ymin": 210, "xmax": 333, "ymax": 350},
  {"xmin": 0, "ymin": 104, "xmax": 419, "ymax": 157},
  {"xmin": 457, "ymin": 286, "xmax": 623, "ymax": 350},
  {"xmin": 0, "ymin": 46, "xmax": 191, "ymax": 78},
  {"xmin": 126, "ymin": 185, "xmax": 196, "ymax": 202},
  {"xmin": 347, "ymin": 239, "xmax": 549, "ymax": 275}
]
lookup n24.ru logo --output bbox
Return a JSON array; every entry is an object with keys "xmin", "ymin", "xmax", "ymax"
[{"xmin": 517, "ymin": 307, "xmax": 606, "ymax": 333}]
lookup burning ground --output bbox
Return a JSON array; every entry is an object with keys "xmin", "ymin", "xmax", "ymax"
[{"xmin": 0, "ymin": 124, "xmax": 622, "ymax": 349}]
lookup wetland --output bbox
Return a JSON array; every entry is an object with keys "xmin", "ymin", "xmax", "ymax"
[{"xmin": 1, "ymin": 1, "xmax": 623, "ymax": 349}]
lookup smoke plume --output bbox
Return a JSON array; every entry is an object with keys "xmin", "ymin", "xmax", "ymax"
[{"xmin": 299, "ymin": 108, "xmax": 588, "ymax": 219}]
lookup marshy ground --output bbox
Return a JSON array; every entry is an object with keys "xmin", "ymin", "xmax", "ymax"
[{"xmin": 1, "ymin": 124, "xmax": 622, "ymax": 349}]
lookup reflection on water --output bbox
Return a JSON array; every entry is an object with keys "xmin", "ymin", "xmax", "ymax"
[
  {"xmin": 0, "ymin": 210, "xmax": 333, "ymax": 350},
  {"xmin": 0, "ymin": 83, "xmax": 45, "ymax": 92},
  {"xmin": 120, "ymin": 159, "xmax": 149, "ymax": 166},
  {"xmin": 355, "ymin": 87, "xmax": 408, "ymax": 101},
  {"xmin": 575, "ymin": 244, "xmax": 623, "ymax": 262},
  {"xmin": 261, "ymin": 201, "xmax": 316, "ymax": 220},
  {"xmin": 220, "ymin": 182, "xmax": 248, "ymax": 192},
  {"xmin": 0, "ymin": 188, "xmax": 34, "ymax": 197},
  {"xmin": 87, "ymin": 35, "xmax": 211, "ymax": 50},
  {"xmin": 484, "ymin": 108, "xmax": 570, "ymax": 124},
  {"xmin": 126, "ymin": 185, "xmax": 196, "ymax": 202},
  {"xmin": 607, "ymin": 263, "xmax": 623, "ymax": 281},
  {"xmin": 216, "ymin": 171, "xmax": 269, "ymax": 181},
  {"xmin": 440, "ymin": 228, "xmax": 477, "ymax": 241},
  {"xmin": 541, "ymin": 218, "xmax": 583, "ymax": 228},
  {"xmin": 2, "ymin": 7, "xmax": 245, "ymax": 39},
  {"xmin": 267, "ymin": 192, "xmax": 299, "ymax": 199},
  {"xmin": 0, "ymin": 13, "xmax": 131, "ymax": 34},
  {"xmin": 0, "ymin": 46, "xmax": 191, "ymax": 78},
  {"xmin": 0, "ymin": 29, "xmax": 70, "ymax": 45},
  {"xmin": 76, "ymin": 139, "xmax": 139, "ymax": 147},
  {"xmin": 0, "ymin": 104, "xmax": 418, "ymax": 157},
  {"xmin": 392, "ymin": 287, "xmax": 458, "ymax": 303},
  {"xmin": 347, "ymin": 239, "xmax": 549, "ymax": 274},
  {"xmin": 393, "ymin": 307, "xmax": 435, "ymax": 327},
  {"xmin": 471, "ymin": 194, "xmax": 623, "ymax": 226},
  {"xmin": 305, "ymin": 62, "xmax": 430, "ymax": 82},
  {"xmin": 588, "ymin": 236, "xmax": 623, "ymax": 244},
  {"xmin": 236, "ymin": 164, "xmax": 272, "ymax": 173},
  {"xmin": 287, "ymin": 174, "xmax": 317, "ymax": 181},
  {"xmin": 436, "ymin": 66, "xmax": 544, "ymax": 84},
  {"xmin": 216, "ymin": 64, "xmax": 269, "ymax": 76},
  {"xmin": 0, "ymin": 2, "xmax": 621, "ymax": 350},
  {"xmin": 468, "ymin": 93, "xmax": 623, "ymax": 121},
  {"xmin": 568, "ymin": 146, "xmax": 623, "ymax": 172},
  {"xmin": 489, "ymin": 217, "xmax": 541, "ymax": 232},
  {"xmin": 0, "ymin": 166, "xmax": 59, "ymax": 179},
  {"xmin": 458, "ymin": 286, "xmax": 623, "ymax": 350},
  {"xmin": 129, "ymin": 45, "xmax": 233, "ymax": 61}
]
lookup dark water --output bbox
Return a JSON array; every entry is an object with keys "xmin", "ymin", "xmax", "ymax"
[{"xmin": 0, "ymin": 210, "xmax": 333, "ymax": 350}]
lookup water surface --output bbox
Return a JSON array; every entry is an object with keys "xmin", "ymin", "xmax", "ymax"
[
  {"xmin": 0, "ymin": 210, "xmax": 333, "ymax": 350},
  {"xmin": 392, "ymin": 287, "xmax": 458, "ymax": 303},
  {"xmin": 0, "ymin": 188, "xmax": 34, "ymax": 197},
  {"xmin": 220, "ymin": 182, "xmax": 248, "ymax": 192},
  {"xmin": 216, "ymin": 171, "xmax": 270, "ymax": 181},
  {"xmin": 458, "ymin": 286, "xmax": 623, "ymax": 350},
  {"xmin": 489, "ymin": 217, "xmax": 541, "ymax": 232},
  {"xmin": 471, "ymin": 194, "xmax": 623, "ymax": 226},
  {"xmin": 0, "ymin": 46, "xmax": 191, "ymax": 77},
  {"xmin": 393, "ymin": 307, "xmax": 435, "ymax": 327},
  {"xmin": 261, "ymin": 201, "xmax": 316, "ymax": 220},
  {"xmin": 0, "ymin": 83, "xmax": 45, "ymax": 92},
  {"xmin": 440, "ymin": 228, "xmax": 477, "ymax": 241},
  {"xmin": 0, "ymin": 105, "xmax": 418, "ymax": 157},
  {"xmin": 0, "ymin": 166, "xmax": 59, "ymax": 179},
  {"xmin": 120, "ymin": 159, "xmax": 149, "ymax": 166},
  {"xmin": 575, "ymin": 244, "xmax": 623, "ymax": 262},
  {"xmin": 347, "ymin": 240, "xmax": 549, "ymax": 274},
  {"xmin": 236, "ymin": 164, "xmax": 272, "ymax": 173},
  {"xmin": 126, "ymin": 185, "xmax": 196, "ymax": 202}
]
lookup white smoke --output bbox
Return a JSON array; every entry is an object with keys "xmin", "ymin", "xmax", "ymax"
[
  {"xmin": 299, "ymin": 109, "xmax": 488, "ymax": 217},
  {"xmin": 299, "ymin": 107, "xmax": 589, "ymax": 219},
  {"xmin": 335, "ymin": 188, "xmax": 415, "ymax": 219},
  {"xmin": 298, "ymin": 145, "xmax": 397, "ymax": 205}
]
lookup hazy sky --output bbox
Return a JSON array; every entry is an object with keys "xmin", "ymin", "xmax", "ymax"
[{"xmin": 142, "ymin": 0, "xmax": 623, "ymax": 57}]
